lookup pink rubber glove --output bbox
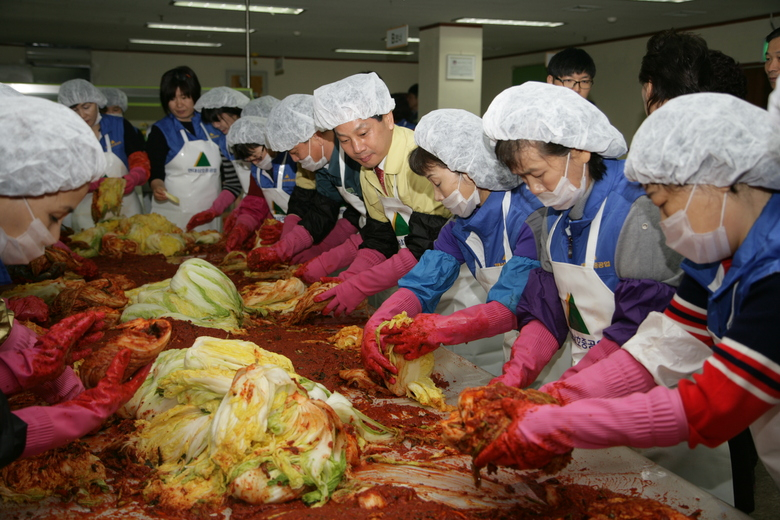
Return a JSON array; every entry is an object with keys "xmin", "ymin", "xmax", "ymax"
[
  {"xmin": 0, "ymin": 311, "xmax": 106, "ymax": 394},
  {"xmin": 473, "ymin": 385, "xmax": 690, "ymax": 470},
  {"xmin": 557, "ymin": 337, "xmax": 622, "ymax": 381},
  {"xmin": 33, "ymin": 368, "xmax": 84, "ymax": 404},
  {"xmin": 540, "ymin": 349, "xmax": 656, "ymax": 405},
  {"xmin": 232, "ymin": 195, "xmax": 272, "ymax": 234},
  {"xmin": 14, "ymin": 349, "xmax": 152, "ymax": 459},
  {"xmin": 294, "ymin": 234, "xmax": 362, "ymax": 284},
  {"xmin": 383, "ymin": 301, "xmax": 518, "ymax": 361},
  {"xmin": 361, "ymin": 288, "xmax": 423, "ymax": 382},
  {"xmin": 281, "ymin": 213, "xmax": 302, "ymax": 239},
  {"xmin": 247, "ymin": 225, "xmax": 315, "ymax": 271},
  {"xmin": 315, "ymin": 248, "xmax": 418, "ymax": 317},
  {"xmin": 259, "ymin": 220, "xmax": 284, "ymax": 245},
  {"xmin": 337, "ymin": 247, "xmax": 386, "ymax": 281},
  {"xmin": 122, "ymin": 167, "xmax": 148, "ymax": 195},
  {"xmin": 222, "ymin": 212, "xmax": 238, "ymax": 237},
  {"xmin": 225, "ymin": 223, "xmax": 254, "ymax": 252},
  {"xmin": 88, "ymin": 178, "xmax": 104, "ymax": 192},
  {"xmin": 290, "ymin": 218, "xmax": 359, "ymax": 264},
  {"xmin": 6, "ymin": 295, "xmax": 49, "ymax": 325},
  {"xmin": 490, "ymin": 320, "xmax": 560, "ymax": 388},
  {"xmin": 186, "ymin": 190, "xmax": 237, "ymax": 231}
]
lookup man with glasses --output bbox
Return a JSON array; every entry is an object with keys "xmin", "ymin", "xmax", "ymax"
[{"xmin": 546, "ymin": 47, "xmax": 596, "ymax": 99}]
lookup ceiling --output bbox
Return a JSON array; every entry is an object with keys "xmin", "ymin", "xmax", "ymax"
[{"xmin": 1, "ymin": 0, "xmax": 778, "ymax": 63}]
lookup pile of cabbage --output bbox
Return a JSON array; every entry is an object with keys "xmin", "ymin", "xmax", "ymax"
[
  {"xmin": 121, "ymin": 258, "xmax": 244, "ymax": 332},
  {"xmin": 122, "ymin": 336, "xmax": 397, "ymax": 510}
]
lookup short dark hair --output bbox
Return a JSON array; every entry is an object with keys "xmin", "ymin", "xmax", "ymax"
[
  {"xmin": 547, "ymin": 48, "xmax": 596, "ymax": 79},
  {"xmin": 408, "ymin": 83, "xmax": 418, "ymax": 96},
  {"xmin": 159, "ymin": 66, "xmax": 201, "ymax": 115},
  {"xmin": 231, "ymin": 142, "xmax": 262, "ymax": 161},
  {"xmin": 494, "ymin": 140, "xmax": 606, "ymax": 182},
  {"xmin": 391, "ymin": 93, "xmax": 414, "ymax": 123},
  {"xmin": 408, "ymin": 146, "xmax": 447, "ymax": 177},
  {"xmin": 638, "ymin": 30, "xmax": 712, "ymax": 113},
  {"xmin": 766, "ymin": 27, "xmax": 780, "ymax": 44},
  {"xmin": 200, "ymin": 106, "xmax": 243, "ymax": 124},
  {"xmin": 707, "ymin": 50, "xmax": 747, "ymax": 99}
]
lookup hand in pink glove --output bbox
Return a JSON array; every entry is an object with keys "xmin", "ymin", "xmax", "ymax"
[
  {"xmin": 291, "ymin": 219, "xmax": 360, "ymax": 264},
  {"xmin": 186, "ymin": 209, "xmax": 218, "ymax": 231},
  {"xmin": 490, "ymin": 320, "xmax": 559, "ymax": 388},
  {"xmin": 361, "ymin": 288, "xmax": 423, "ymax": 382},
  {"xmin": 556, "ymin": 337, "xmax": 621, "ymax": 381},
  {"xmin": 473, "ymin": 386, "xmax": 689, "ymax": 470},
  {"xmin": 6, "ymin": 296, "xmax": 49, "ymax": 325},
  {"xmin": 247, "ymin": 246, "xmax": 283, "ymax": 271},
  {"xmin": 89, "ymin": 178, "xmax": 105, "ymax": 192},
  {"xmin": 222, "ymin": 212, "xmax": 238, "ymax": 236},
  {"xmin": 337, "ymin": 247, "xmax": 386, "ymax": 281},
  {"xmin": 16, "ymin": 349, "xmax": 152, "ymax": 459},
  {"xmin": 226, "ymin": 223, "xmax": 254, "ymax": 252},
  {"xmin": 259, "ymin": 220, "xmax": 284, "ymax": 245},
  {"xmin": 122, "ymin": 167, "xmax": 148, "ymax": 195},
  {"xmin": 315, "ymin": 279, "xmax": 367, "ymax": 317},
  {"xmin": 384, "ymin": 301, "xmax": 518, "ymax": 361},
  {"xmin": 294, "ymin": 234, "xmax": 362, "ymax": 284},
  {"xmin": 280, "ymin": 213, "xmax": 302, "ymax": 239},
  {"xmin": 187, "ymin": 190, "xmax": 237, "ymax": 231},
  {"xmin": 250, "ymin": 226, "xmax": 314, "ymax": 271}
]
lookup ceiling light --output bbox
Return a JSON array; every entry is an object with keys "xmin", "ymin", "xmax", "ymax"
[
  {"xmin": 147, "ymin": 22, "xmax": 255, "ymax": 33},
  {"xmin": 129, "ymin": 38, "xmax": 222, "ymax": 48},
  {"xmin": 172, "ymin": 2, "xmax": 304, "ymax": 15},
  {"xmin": 454, "ymin": 18, "xmax": 564, "ymax": 27},
  {"xmin": 334, "ymin": 49, "xmax": 414, "ymax": 56},
  {"xmin": 382, "ymin": 37, "xmax": 420, "ymax": 43},
  {"xmin": 628, "ymin": 0, "xmax": 692, "ymax": 3}
]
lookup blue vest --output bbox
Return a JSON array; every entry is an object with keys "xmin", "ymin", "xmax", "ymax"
[
  {"xmin": 151, "ymin": 113, "xmax": 214, "ymax": 165},
  {"xmin": 682, "ymin": 193, "xmax": 780, "ymax": 339},
  {"xmin": 212, "ymin": 129, "xmax": 234, "ymax": 162},
  {"xmin": 99, "ymin": 114, "xmax": 128, "ymax": 168},
  {"xmin": 545, "ymin": 159, "xmax": 645, "ymax": 291},
  {"xmin": 0, "ymin": 258, "xmax": 10, "ymax": 286},
  {"xmin": 250, "ymin": 153, "xmax": 297, "ymax": 195}
]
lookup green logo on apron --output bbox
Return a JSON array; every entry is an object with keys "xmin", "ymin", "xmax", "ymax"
[
  {"xmin": 194, "ymin": 153, "xmax": 212, "ymax": 167},
  {"xmin": 566, "ymin": 293, "xmax": 590, "ymax": 335},
  {"xmin": 393, "ymin": 212, "xmax": 410, "ymax": 237},
  {"xmin": 272, "ymin": 202, "xmax": 287, "ymax": 215}
]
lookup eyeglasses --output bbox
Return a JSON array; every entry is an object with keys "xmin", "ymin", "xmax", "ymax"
[
  {"xmin": 554, "ymin": 77, "xmax": 594, "ymax": 90},
  {"xmin": 245, "ymin": 146, "xmax": 267, "ymax": 162}
]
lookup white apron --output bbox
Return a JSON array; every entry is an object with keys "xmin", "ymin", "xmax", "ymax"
[
  {"xmin": 70, "ymin": 134, "xmax": 143, "ymax": 232},
  {"xmin": 378, "ymin": 180, "xmax": 413, "ymax": 249},
  {"xmin": 336, "ymin": 147, "xmax": 367, "ymax": 227},
  {"xmin": 750, "ymin": 405, "xmax": 780, "ymax": 488},
  {"xmin": 150, "ymin": 126, "xmax": 222, "ymax": 232},
  {"xmin": 233, "ymin": 159, "xmax": 252, "ymax": 195},
  {"xmin": 260, "ymin": 154, "xmax": 291, "ymax": 222}
]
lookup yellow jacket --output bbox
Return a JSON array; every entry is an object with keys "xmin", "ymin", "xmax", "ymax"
[{"xmin": 295, "ymin": 164, "xmax": 317, "ymax": 190}]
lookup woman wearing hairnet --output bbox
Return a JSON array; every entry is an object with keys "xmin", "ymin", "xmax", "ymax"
[
  {"xmin": 58, "ymin": 79, "xmax": 149, "ymax": 231},
  {"xmin": 146, "ymin": 66, "xmax": 242, "ymax": 232},
  {"xmin": 362, "ymin": 109, "xmax": 542, "ymax": 376},
  {"xmin": 473, "ymin": 92, "xmax": 780, "ymax": 493},
  {"xmin": 0, "ymin": 96, "xmax": 150, "ymax": 468},
  {"xmin": 101, "ymin": 87, "xmax": 128, "ymax": 117},
  {"xmin": 246, "ymin": 93, "xmax": 365, "ymax": 268}
]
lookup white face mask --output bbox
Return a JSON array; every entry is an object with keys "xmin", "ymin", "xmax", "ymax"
[
  {"xmin": 441, "ymin": 175, "xmax": 480, "ymax": 218},
  {"xmin": 299, "ymin": 140, "xmax": 328, "ymax": 171},
  {"xmin": 535, "ymin": 152, "xmax": 587, "ymax": 211},
  {"xmin": 659, "ymin": 185, "xmax": 732, "ymax": 264},
  {"xmin": 255, "ymin": 153, "xmax": 273, "ymax": 171},
  {"xmin": 0, "ymin": 199, "xmax": 57, "ymax": 265}
]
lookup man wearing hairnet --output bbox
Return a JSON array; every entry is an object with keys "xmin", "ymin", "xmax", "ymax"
[
  {"xmin": 473, "ymin": 92, "xmax": 780, "ymax": 495},
  {"xmin": 58, "ymin": 78, "xmax": 149, "ymax": 230},
  {"xmin": 360, "ymin": 109, "xmax": 542, "ymax": 377},
  {"xmin": 0, "ymin": 96, "xmax": 150, "ymax": 468},
  {"xmin": 308, "ymin": 73, "xmax": 451, "ymax": 316},
  {"xmin": 101, "ymin": 87, "xmax": 128, "ymax": 116},
  {"xmin": 246, "ymin": 94, "xmax": 366, "ymax": 269}
]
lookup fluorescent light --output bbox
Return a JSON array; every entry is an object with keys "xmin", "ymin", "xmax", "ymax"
[
  {"xmin": 129, "ymin": 38, "xmax": 222, "ymax": 48},
  {"xmin": 146, "ymin": 22, "xmax": 255, "ymax": 33},
  {"xmin": 408, "ymin": 37, "xmax": 420, "ymax": 43},
  {"xmin": 454, "ymin": 17, "xmax": 564, "ymax": 27},
  {"xmin": 629, "ymin": 0, "xmax": 692, "ymax": 2},
  {"xmin": 172, "ymin": 2, "xmax": 304, "ymax": 15},
  {"xmin": 334, "ymin": 49, "xmax": 415, "ymax": 56}
]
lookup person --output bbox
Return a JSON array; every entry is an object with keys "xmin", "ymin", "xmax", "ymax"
[
  {"xmin": 222, "ymin": 115, "xmax": 299, "ymax": 251},
  {"xmin": 546, "ymin": 48, "xmax": 596, "ymax": 99},
  {"xmin": 406, "ymin": 83, "xmax": 418, "ymax": 124},
  {"xmin": 391, "ymin": 93, "xmax": 416, "ymax": 129},
  {"xmin": 473, "ymin": 92, "xmax": 780, "ymax": 494},
  {"xmin": 146, "ymin": 66, "xmax": 242, "ymax": 231},
  {"xmin": 765, "ymin": 28, "xmax": 780, "ymax": 89},
  {"xmin": 100, "ymin": 87, "xmax": 128, "ymax": 117},
  {"xmin": 58, "ymin": 79, "xmax": 148, "ymax": 231},
  {"xmin": 0, "ymin": 95, "xmax": 149, "ymax": 467},
  {"xmin": 638, "ymin": 30, "xmax": 712, "ymax": 115},
  {"xmin": 308, "ymin": 72, "xmax": 451, "ymax": 315},
  {"xmin": 362, "ymin": 109, "xmax": 541, "ymax": 376},
  {"xmin": 241, "ymin": 95, "xmax": 280, "ymax": 118},
  {"xmin": 246, "ymin": 94, "xmax": 363, "ymax": 267},
  {"xmin": 708, "ymin": 50, "xmax": 748, "ymax": 99}
]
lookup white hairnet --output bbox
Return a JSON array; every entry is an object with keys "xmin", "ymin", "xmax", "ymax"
[
  {"xmin": 313, "ymin": 72, "xmax": 395, "ymax": 131},
  {"xmin": 769, "ymin": 87, "xmax": 780, "ymax": 164},
  {"xmin": 415, "ymin": 109, "xmax": 520, "ymax": 191},
  {"xmin": 0, "ymin": 83, "xmax": 23, "ymax": 97},
  {"xmin": 625, "ymin": 93, "xmax": 780, "ymax": 189},
  {"xmin": 242, "ymin": 95, "xmax": 280, "ymax": 118},
  {"xmin": 264, "ymin": 94, "xmax": 316, "ymax": 152},
  {"xmin": 483, "ymin": 81, "xmax": 627, "ymax": 158},
  {"xmin": 194, "ymin": 86, "xmax": 250, "ymax": 111},
  {"xmin": 58, "ymin": 79, "xmax": 107, "ymax": 108},
  {"xmin": 0, "ymin": 96, "xmax": 105, "ymax": 197},
  {"xmin": 227, "ymin": 116, "xmax": 267, "ymax": 148},
  {"xmin": 101, "ymin": 87, "xmax": 128, "ymax": 112}
]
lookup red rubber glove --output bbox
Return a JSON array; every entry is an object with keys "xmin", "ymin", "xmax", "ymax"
[
  {"xmin": 490, "ymin": 320, "xmax": 560, "ymax": 388},
  {"xmin": 384, "ymin": 301, "xmax": 517, "ymax": 361},
  {"xmin": 473, "ymin": 386, "xmax": 689, "ymax": 470},
  {"xmin": 122, "ymin": 167, "xmax": 148, "ymax": 195},
  {"xmin": 294, "ymin": 234, "xmax": 362, "ymax": 284},
  {"xmin": 247, "ymin": 246, "xmax": 283, "ymax": 271},
  {"xmin": 6, "ymin": 296, "xmax": 49, "ymax": 325},
  {"xmin": 556, "ymin": 337, "xmax": 622, "ymax": 381},
  {"xmin": 0, "ymin": 311, "xmax": 106, "ymax": 394},
  {"xmin": 259, "ymin": 220, "xmax": 284, "ymax": 245},
  {"xmin": 222, "ymin": 212, "xmax": 238, "ymax": 236},
  {"xmin": 186, "ymin": 190, "xmax": 237, "ymax": 231},
  {"xmin": 186, "ymin": 209, "xmax": 218, "ymax": 231},
  {"xmin": 15, "ymin": 349, "xmax": 152, "ymax": 459},
  {"xmin": 361, "ymin": 288, "xmax": 422, "ymax": 382},
  {"xmin": 225, "ymin": 222, "xmax": 254, "ymax": 252}
]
